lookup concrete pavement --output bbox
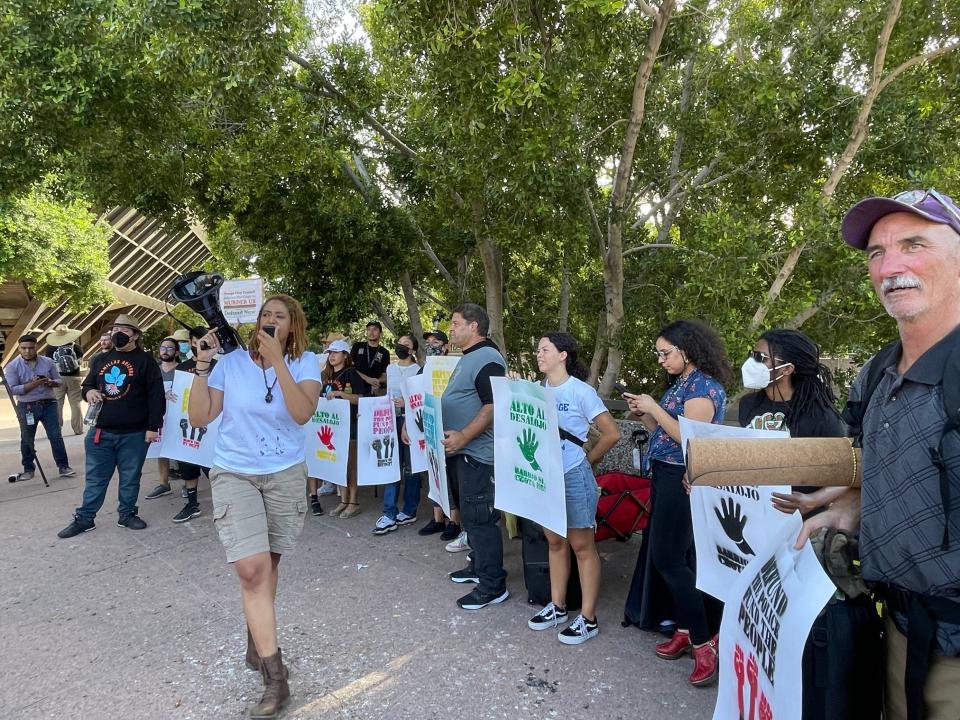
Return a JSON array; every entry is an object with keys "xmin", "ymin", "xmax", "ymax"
[{"xmin": 0, "ymin": 398, "xmax": 716, "ymax": 720}]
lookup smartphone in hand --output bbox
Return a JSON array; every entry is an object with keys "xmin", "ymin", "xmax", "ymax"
[
  {"xmin": 613, "ymin": 382, "xmax": 629, "ymax": 396},
  {"xmin": 263, "ymin": 326, "xmax": 276, "ymax": 337}
]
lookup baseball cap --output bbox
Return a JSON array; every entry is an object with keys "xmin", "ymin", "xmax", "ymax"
[
  {"xmin": 327, "ymin": 339, "xmax": 350, "ymax": 353},
  {"xmin": 841, "ymin": 188, "xmax": 960, "ymax": 250},
  {"xmin": 423, "ymin": 329, "xmax": 448, "ymax": 344}
]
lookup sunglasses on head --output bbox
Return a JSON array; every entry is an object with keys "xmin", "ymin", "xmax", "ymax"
[{"xmin": 894, "ymin": 188, "xmax": 960, "ymax": 227}]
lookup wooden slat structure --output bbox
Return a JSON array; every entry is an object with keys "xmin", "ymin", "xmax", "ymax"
[{"xmin": 1, "ymin": 208, "xmax": 210, "ymax": 362}]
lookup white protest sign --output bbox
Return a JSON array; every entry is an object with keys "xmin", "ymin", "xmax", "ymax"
[
  {"xmin": 152, "ymin": 370, "xmax": 221, "ymax": 466},
  {"xmin": 491, "ymin": 377, "xmax": 567, "ymax": 537},
  {"xmin": 304, "ymin": 397, "xmax": 350, "ymax": 485},
  {"xmin": 680, "ymin": 416, "xmax": 793, "ymax": 603},
  {"xmin": 219, "ymin": 278, "xmax": 264, "ymax": 324},
  {"xmin": 422, "ymin": 393, "xmax": 451, "ymax": 517},
  {"xmin": 403, "ymin": 374, "xmax": 428, "ymax": 474},
  {"xmin": 356, "ymin": 396, "xmax": 400, "ymax": 486},
  {"xmin": 424, "ymin": 355, "xmax": 460, "ymax": 397},
  {"xmin": 712, "ymin": 514, "xmax": 834, "ymax": 720}
]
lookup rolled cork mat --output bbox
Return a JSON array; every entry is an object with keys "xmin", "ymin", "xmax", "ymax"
[{"xmin": 686, "ymin": 437, "xmax": 862, "ymax": 488}]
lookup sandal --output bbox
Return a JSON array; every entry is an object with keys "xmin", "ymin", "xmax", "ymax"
[
  {"xmin": 339, "ymin": 502, "xmax": 361, "ymax": 519},
  {"xmin": 332, "ymin": 502, "xmax": 349, "ymax": 517}
]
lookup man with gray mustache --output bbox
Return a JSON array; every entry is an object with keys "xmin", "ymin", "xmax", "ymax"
[{"xmin": 799, "ymin": 189, "xmax": 960, "ymax": 720}]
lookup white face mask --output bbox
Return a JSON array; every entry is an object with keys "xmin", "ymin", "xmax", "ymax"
[{"xmin": 741, "ymin": 357, "xmax": 791, "ymax": 389}]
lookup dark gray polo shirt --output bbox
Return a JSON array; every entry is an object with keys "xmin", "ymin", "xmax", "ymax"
[{"xmin": 855, "ymin": 324, "xmax": 960, "ymax": 656}]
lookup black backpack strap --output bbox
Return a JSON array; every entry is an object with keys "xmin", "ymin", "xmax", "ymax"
[
  {"xmin": 932, "ymin": 343, "xmax": 960, "ymax": 550},
  {"xmin": 842, "ymin": 341, "xmax": 902, "ymax": 446},
  {"xmin": 539, "ymin": 380, "xmax": 586, "ymax": 447}
]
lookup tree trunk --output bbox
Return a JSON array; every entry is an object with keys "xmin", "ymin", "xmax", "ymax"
[
  {"xmin": 370, "ymin": 298, "xmax": 398, "ymax": 336},
  {"xmin": 400, "ymin": 270, "xmax": 426, "ymax": 364},
  {"xmin": 558, "ymin": 260, "xmax": 570, "ymax": 332},
  {"xmin": 598, "ymin": 0, "xmax": 677, "ymax": 397},
  {"xmin": 588, "ymin": 310, "xmax": 608, "ymax": 389},
  {"xmin": 471, "ymin": 199, "xmax": 507, "ymax": 357}
]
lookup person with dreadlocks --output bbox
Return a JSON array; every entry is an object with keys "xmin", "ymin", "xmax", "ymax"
[{"xmin": 738, "ymin": 328, "xmax": 881, "ymax": 720}]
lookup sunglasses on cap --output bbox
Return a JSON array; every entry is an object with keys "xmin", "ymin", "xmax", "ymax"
[{"xmin": 894, "ymin": 188, "xmax": 960, "ymax": 227}]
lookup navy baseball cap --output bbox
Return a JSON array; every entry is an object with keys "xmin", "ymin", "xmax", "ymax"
[
  {"xmin": 423, "ymin": 329, "xmax": 448, "ymax": 344},
  {"xmin": 841, "ymin": 188, "xmax": 960, "ymax": 250}
]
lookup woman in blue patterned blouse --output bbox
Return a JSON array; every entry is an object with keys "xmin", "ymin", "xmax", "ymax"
[{"xmin": 625, "ymin": 319, "xmax": 730, "ymax": 687}]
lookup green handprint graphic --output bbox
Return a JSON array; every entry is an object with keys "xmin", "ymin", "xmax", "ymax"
[{"xmin": 516, "ymin": 428, "xmax": 541, "ymax": 471}]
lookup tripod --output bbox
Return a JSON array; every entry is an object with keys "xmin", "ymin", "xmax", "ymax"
[{"xmin": 0, "ymin": 364, "xmax": 50, "ymax": 488}]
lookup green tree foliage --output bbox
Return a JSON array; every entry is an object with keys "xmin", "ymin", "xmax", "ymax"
[{"xmin": 0, "ymin": 181, "xmax": 111, "ymax": 311}]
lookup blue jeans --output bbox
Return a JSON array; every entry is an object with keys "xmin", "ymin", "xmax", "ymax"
[
  {"xmin": 76, "ymin": 429, "xmax": 150, "ymax": 521},
  {"xmin": 18, "ymin": 399, "xmax": 69, "ymax": 471},
  {"xmin": 383, "ymin": 417, "xmax": 421, "ymax": 520}
]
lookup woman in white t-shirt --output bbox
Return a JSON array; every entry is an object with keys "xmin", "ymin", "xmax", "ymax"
[
  {"xmin": 526, "ymin": 332, "xmax": 620, "ymax": 645},
  {"xmin": 188, "ymin": 295, "xmax": 321, "ymax": 719}
]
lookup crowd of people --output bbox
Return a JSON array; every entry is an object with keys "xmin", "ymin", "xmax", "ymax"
[{"xmin": 4, "ymin": 188, "xmax": 958, "ymax": 720}]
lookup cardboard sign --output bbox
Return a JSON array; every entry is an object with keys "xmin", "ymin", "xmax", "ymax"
[
  {"xmin": 304, "ymin": 397, "xmax": 351, "ymax": 486},
  {"xmin": 219, "ymin": 278, "xmax": 264, "ymax": 325},
  {"xmin": 491, "ymin": 377, "xmax": 567, "ymax": 537},
  {"xmin": 424, "ymin": 355, "xmax": 460, "ymax": 397},
  {"xmin": 356, "ymin": 396, "xmax": 400, "ymax": 486},
  {"xmin": 149, "ymin": 370, "xmax": 221, "ymax": 466},
  {"xmin": 422, "ymin": 393, "xmax": 451, "ymax": 517},
  {"xmin": 712, "ymin": 515, "xmax": 835, "ymax": 720},
  {"xmin": 403, "ymin": 374, "xmax": 429, "ymax": 474}
]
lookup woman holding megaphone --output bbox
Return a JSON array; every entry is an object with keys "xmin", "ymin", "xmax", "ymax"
[{"xmin": 189, "ymin": 295, "xmax": 322, "ymax": 719}]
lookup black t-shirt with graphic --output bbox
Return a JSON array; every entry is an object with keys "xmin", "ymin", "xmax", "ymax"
[
  {"xmin": 322, "ymin": 366, "xmax": 369, "ymax": 437},
  {"xmin": 739, "ymin": 391, "xmax": 847, "ymax": 494},
  {"xmin": 82, "ymin": 347, "xmax": 166, "ymax": 433},
  {"xmin": 350, "ymin": 342, "xmax": 390, "ymax": 381}
]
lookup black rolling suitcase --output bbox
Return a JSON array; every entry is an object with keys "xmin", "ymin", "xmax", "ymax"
[{"xmin": 519, "ymin": 516, "xmax": 582, "ymax": 611}]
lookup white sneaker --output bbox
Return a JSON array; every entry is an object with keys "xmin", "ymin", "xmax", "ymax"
[
  {"xmin": 318, "ymin": 481, "xmax": 338, "ymax": 496},
  {"xmin": 396, "ymin": 512, "xmax": 417, "ymax": 526},
  {"xmin": 445, "ymin": 530, "xmax": 470, "ymax": 553},
  {"xmin": 372, "ymin": 515, "xmax": 397, "ymax": 535}
]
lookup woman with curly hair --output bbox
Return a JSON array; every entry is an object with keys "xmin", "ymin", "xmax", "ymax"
[
  {"xmin": 625, "ymin": 319, "xmax": 730, "ymax": 687},
  {"xmin": 188, "ymin": 295, "xmax": 322, "ymax": 719}
]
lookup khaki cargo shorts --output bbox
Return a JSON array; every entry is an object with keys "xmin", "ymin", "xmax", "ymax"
[{"xmin": 209, "ymin": 462, "xmax": 308, "ymax": 563}]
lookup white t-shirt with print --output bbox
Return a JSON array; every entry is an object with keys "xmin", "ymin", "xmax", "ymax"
[
  {"xmin": 549, "ymin": 376, "xmax": 608, "ymax": 473},
  {"xmin": 386, "ymin": 362, "xmax": 421, "ymax": 401},
  {"xmin": 208, "ymin": 350, "xmax": 322, "ymax": 474}
]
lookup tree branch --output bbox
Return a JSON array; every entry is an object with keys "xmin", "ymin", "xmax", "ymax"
[
  {"xmin": 583, "ymin": 119, "xmax": 630, "ymax": 149},
  {"xmin": 418, "ymin": 236, "xmax": 458, "ymax": 290},
  {"xmin": 622, "ymin": 242, "xmax": 719, "ymax": 259},
  {"xmin": 782, "ymin": 289, "xmax": 838, "ymax": 330},
  {"xmin": 370, "ymin": 298, "xmax": 398, "ymax": 336},
  {"xmin": 876, "ymin": 39, "xmax": 960, "ymax": 94},
  {"xmin": 285, "ymin": 50, "xmax": 421, "ymax": 161}
]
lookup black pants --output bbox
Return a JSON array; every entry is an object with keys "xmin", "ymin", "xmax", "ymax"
[
  {"xmin": 449, "ymin": 454, "xmax": 506, "ymax": 595},
  {"xmin": 648, "ymin": 460, "xmax": 709, "ymax": 643}
]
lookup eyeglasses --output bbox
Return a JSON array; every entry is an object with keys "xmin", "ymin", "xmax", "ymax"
[
  {"xmin": 748, "ymin": 350, "xmax": 778, "ymax": 364},
  {"xmin": 652, "ymin": 346, "xmax": 678, "ymax": 360},
  {"xmin": 894, "ymin": 188, "xmax": 960, "ymax": 227}
]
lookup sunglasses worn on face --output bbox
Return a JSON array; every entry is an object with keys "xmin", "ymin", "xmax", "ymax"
[
  {"xmin": 653, "ymin": 346, "xmax": 678, "ymax": 360},
  {"xmin": 749, "ymin": 350, "xmax": 776, "ymax": 364},
  {"xmin": 894, "ymin": 188, "xmax": 960, "ymax": 227}
]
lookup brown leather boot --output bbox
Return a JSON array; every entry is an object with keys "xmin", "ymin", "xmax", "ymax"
[
  {"xmin": 249, "ymin": 649, "xmax": 290, "ymax": 719},
  {"xmin": 245, "ymin": 627, "xmax": 260, "ymax": 671}
]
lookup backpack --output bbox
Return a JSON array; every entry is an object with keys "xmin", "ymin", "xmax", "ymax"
[
  {"xmin": 53, "ymin": 344, "xmax": 80, "ymax": 374},
  {"xmin": 842, "ymin": 339, "xmax": 960, "ymax": 550}
]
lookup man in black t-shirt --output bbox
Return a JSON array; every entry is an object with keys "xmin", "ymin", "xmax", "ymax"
[{"xmin": 351, "ymin": 321, "xmax": 390, "ymax": 394}]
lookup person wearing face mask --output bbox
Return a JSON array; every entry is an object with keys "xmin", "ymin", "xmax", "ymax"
[
  {"xmin": 624, "ymin": 319, "xmax": 730, "ymax": 686},
  {"xmin": 172, "ymin": 328, "xmax": 193, "ymax": 363},
  {"xmin": 374, "ymin": 335, "xmax": 423, "ymax": 535},
  {"xmin": 423, "ymin": 329, "xmax": 449, "ymax": 357},
  {"xmin": 58, "ymin": 315, "xmax": 166, "ymax": 538},
  {"xmin": 738, "ymin": 329, "xmax": 880, "ymax": 720},
  {"xmin": 143, "ymin": 337, "xmax": 182, "ymax": 500}
]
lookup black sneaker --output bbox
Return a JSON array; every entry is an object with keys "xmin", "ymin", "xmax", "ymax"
[
  {"xmin": 172, "ymin": 504, "xmax": 201, "ymax": 523},
  {"xmin": 145, "ymin": 484, "xmax": 172, "ymax": 499},
  {"xmin": 440, "ymin": 522, "xmax": 461, "ymax": 541},
  {"xmin": 457, "ymin": 587, "xmax": 510, "ymax": 610},
  {"xmin": 448, "ymin": 567, "xmax": 479, "ymax": 584},
  {"xmin": 418, "ymin": 519, "xmax": 446, "ymax": 536},
  {"xmin": 117, "ymin": 514, "xmax": 147, "ymax": 530},
  {"xmin": 528, "ymin": 602, "xmax": 568, "ymax": 630},
  {"xmin": 57, "ymin": 516, "xmax": 95, "ymax": 538},
  {"xmin": 558, "ymin": 614, "xmax": 599, "ymax": 645},
  {"xmin": 311, "ymin": 497, "xmax": 324, "ymax": 516},
  {"xmin": 58, "ymin": 466, "xmax": 77, "ymax": 478}
]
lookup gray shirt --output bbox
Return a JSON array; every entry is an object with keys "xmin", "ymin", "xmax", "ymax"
[
  {"xmin": 441, "ymin": 341, "xmax": 506, "ymax": 465},
  {"xmin": 5, "ymin": 355, "xmax": 61, "ymax": 403},
  {"xmin": 855, "ymin": 324, "xmax": 960, "ymax": 655}
]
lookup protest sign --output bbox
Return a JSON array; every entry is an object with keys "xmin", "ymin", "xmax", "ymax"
[
  {"xmin": 219, "ymin": 278, "xmax": 264, "ymax": 324},
  {"xmin": 356, "ymin": 396, "xmax": 400, "ymax": 486},
  {"xmin": 679, "ymin": 416, "xmax": 792, "ymax": 603},
  {"xmin": 403, "ymin": 374, "xmax": 428, "ymax": 474},
  {"xmin": 304, "ymin": 397, "xmax": 350, "ymax": 485},
  {"xmin": 712, "ymin": 514, "xmax": 835, "ymax": 720},
  {"xmin": 424, "ymin": 355, "xmax": 460, "ymax": 397},
  {"xmin": 491, "ymin": 377, "xmax": 567, "ymax": 537},
  {"xmin": 422, "ymin": 393, "xmax": 451, "ymax": 517},
  {"xmin": 151, "ymin": 370, "xmax": 221, "ymax": 466}
]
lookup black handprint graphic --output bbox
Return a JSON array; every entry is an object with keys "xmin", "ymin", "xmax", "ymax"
[
  {"xmin": 414, "ymin": 409, "xmax": 424, "ymax": 433},
  {"xmin": 372, "ymin": 438, "xmax": 384, "ymax": 461},
  {"xmin": 196, "ymin": 427, "xmax": 207, "ymax": 443},
  {"xmin": 383, "ymin": 436, "xmax": 395, "ymax": 462},
  {"xmin": 179, "ymin": 418, "xmax": 189, "ymax": 439},
  {"xmin": 715, "ymin": 497, "xmax": 755, "ymax": 555}
]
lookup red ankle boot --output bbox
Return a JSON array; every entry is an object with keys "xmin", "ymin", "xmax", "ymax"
[
  {"xmin": 689, "ymin": 639, "xmax": 718, "ymax": 686},
  {"xmin": 655, "ymin": 629, "xmax": 692, "ymax": 659}
]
